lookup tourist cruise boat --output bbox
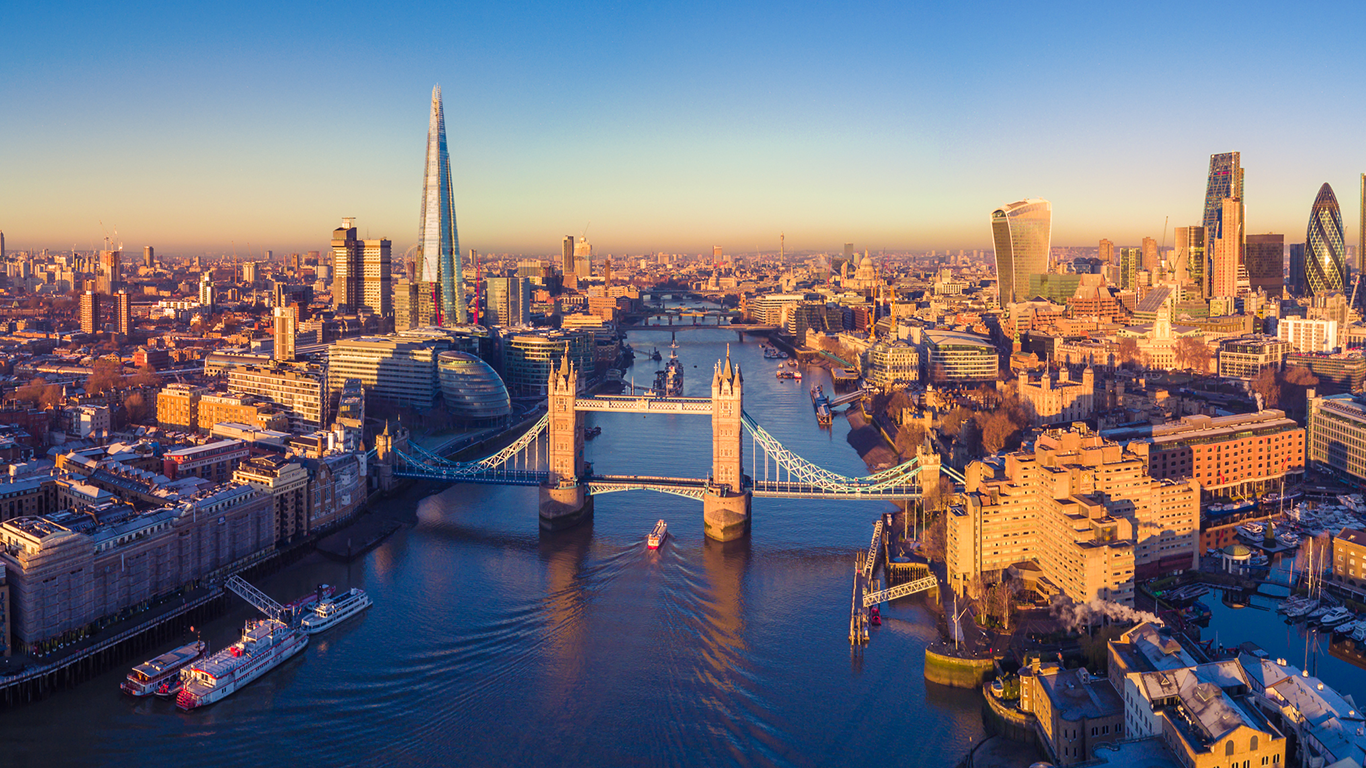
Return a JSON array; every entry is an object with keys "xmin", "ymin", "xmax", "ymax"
[
  {"xmin": 647, "ymin": 520, "xmax": 668, "ymax": 549},
  {"xmin": 175, "ymin": 619, "xmax": 308, "ymax": 710},
  {"xmin": 300, "ymin": 588, "xmax": 373, "ymax": 635},
  {"xmin": 122, "ymin": 640, "xmax": 206, "ymax": 697}
]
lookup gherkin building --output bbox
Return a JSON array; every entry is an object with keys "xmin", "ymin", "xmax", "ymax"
[{"xmin": 1305, "ymin": 182, "xmax": 1345, "ymax": 296}]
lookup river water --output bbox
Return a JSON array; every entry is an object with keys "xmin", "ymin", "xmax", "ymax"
[{"xmin": 0, "ymin": 330, "xmax": 983, "ymax": 768}]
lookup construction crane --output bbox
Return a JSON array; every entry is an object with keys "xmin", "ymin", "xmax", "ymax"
[{"xmin": 226, "ymin": 575, "xmax": 286, "ymax": 622}]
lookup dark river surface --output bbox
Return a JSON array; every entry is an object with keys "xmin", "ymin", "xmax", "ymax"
[{"xmin": 0, "ymin": 329, "xmax": 983, "ymax": 768}]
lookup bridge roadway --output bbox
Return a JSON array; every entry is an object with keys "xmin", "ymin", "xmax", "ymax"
[
  {"xmin": 626, "ymin": 323, "xmax": 778, "ymax": 332},
  {"xmin": 574, "ymin": 395, "xmax": 713, "ymax": 414},
  {"xmin": 586, "ymin": 475, "xmax": 922, "ymax": 501}
]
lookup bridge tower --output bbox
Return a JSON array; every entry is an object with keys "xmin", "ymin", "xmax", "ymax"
[
  {"xmin": 373, "ymin": 420, "xmax": 408, "ymax": 493},
  {"xmin": 540, "ymin": 353, "xmax": 592, "ymax": 529},
  {"xmin": 705, "ymin": 346, "xmax": 751, "ymax": 541}
]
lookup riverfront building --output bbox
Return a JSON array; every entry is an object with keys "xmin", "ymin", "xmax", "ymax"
[
  {"xmin": 990, "ymin": 198, "xmax": 1051, "ymax": 306},
  {"xmin": 864, "ymin": 339, "xmax": 918, "ymax": 387},
  {"xmin": 0, "ymin": 484, "xmax": 273, "ymax": 649},
  {"xmin": 1018, "ymin": 659, "xmax": 1124, "ymax": 766},
  {"xmin": 500, "ymin": 329, "xmax": 595, "ymax": 396},
  {"xmin": 1308, "ymin": 393, "xmax": 1366, "ymax": 485},
  {"xmin": 1126, "ymin": 411, "xmax": 1305, "ymax": 504},
  {"xmin": 947, "ymin": 426, "xmax": 1200, "ymax": 603},
  {"xmin": 437, "ymin": 351, "xmax": 511, "ymax": 423},
  {"xmin": 418, "ymin": 86, "xmax": 465, "ymax": 325},
  {"xmin": 327, "ymin": 335, "xmax": 450, "ymax": 411}
]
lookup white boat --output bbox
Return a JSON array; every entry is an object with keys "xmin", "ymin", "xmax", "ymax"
[
  {"xmin": 176, "ymin": 619, "xmax": 307, "ymax": 710},
  {"xmin": 1318, "ymin": 607, "xmax": 1353, "ymax": 628},
  {"xmin": 1352, "ymin": 623, "xmax": 1366, "ymax": 643},
  {"xmin": 1285, "ymin": 598, "xmax": 1319, "ymax": 618},
  {"xmin": 122, "ymin": 640, "xmax": 206, "ymax": 697},
  {"xmin": 300, "ymin": 588, "xmax": 373, "ymax": 635},
  {"xmin": 1277, "ymin": 532, "xmax": 1301, "ymax": 549},
  {"xmin": 647, "ymin": 519, "xmax": 668, "ymax": 550},
  {"xmin": 1335, "ymin": 620, "xmax": 1361, "ymax": 636}
]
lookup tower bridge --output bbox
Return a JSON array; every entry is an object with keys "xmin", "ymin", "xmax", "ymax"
[{"xmin": 372, "ymin": 350, "xmax": 963, "ymax": 541}]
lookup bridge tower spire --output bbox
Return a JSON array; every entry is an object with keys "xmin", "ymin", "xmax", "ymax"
[
  {"xmin": 705, "ymin": 345, "xmax": 751, "ymax": 541},
  {"xmin": 540, "ymin": 351, "xmax": 592, "ymax": 529}
]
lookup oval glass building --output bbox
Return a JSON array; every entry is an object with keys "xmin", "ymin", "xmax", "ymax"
[
  {"xmin": 437, "ymin": 351, "xmax": 511, "ymax": 423},
  {"xmin": 1305, "ymin": 182, "xmax": 1345, "ymax": 297}
]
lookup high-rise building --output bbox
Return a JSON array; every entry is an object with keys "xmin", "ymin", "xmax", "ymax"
[
  {"xmin": 1359, "ymin": 173, "xmax": 1365, "ymax": 274},
  {"xmin": 1141, "ymin": 237, "xmax": 1158, "ymax": 271},
  {"xmin": 242, "ymin": 261, "xmax": 257, "ymax": 284},
  {"xmin": 573, "ymin": 237, "xmax": 592, "ymax": 280},
  {"xmin": 1306, "ymin": 182, "xmax": 1346, "ymax": 297},
  {"xmin": 1119, "ymin": 248, "xmax": 1141, "ymax": 290},
  {"xmin": 97, "ymin": 250, "xmax": 120, "ymax": 294},
  {"xmin": 1289, "ymin": 244, "xmax": 1307, "ymax": 297},
  {"xmin": 394, "ymin": 280, "xmax": 422, "ymax": 332},
  {"xmin": 485, "ymin": 276, "xmax": 530, "ymax": 327},
  {"xmin": 291, "ymin": 253, "xmax": 302, "ymax": 273},
  {"xmin": 362, "ymin": 237, "xmax": 392, "ymax": 318},
  {"xmin": 1245, "ymin": 234, "xmax": 1284, "ymax": 297},
  {"xmin": 1098, "ymin": 238, "xmax": 1113, "ymax": 264},
  {"xmin": 1174, "ymin": 226, "xmax": 1205, "ymax": 294},
  {"xmin": 1209, "ymin": 197, "xmax": 1243, "ymax": 298},
  {"xmin": 143, "ymin": 246, "xmax": 154, "ymax": 269},
  {"xmin": 990, "ymin": 199, "xmax": 1051, "ymax": 306},
  {"xmin": 115, "ymin": 290, "xmax": 131, "ymax": 336},
  {"xmin": 561, "ymin": 236, "xmax": 574, "ymax": 274},
  {"xmin": 1202, "ymin": 152, "xmax": 1243, "ymax": 234},
  {"xmin": 332, "ymin": 218, "xmax": 362, "ymax": 312},
  {"xmin": 199, "ymin": 272, "xmax": 215, "ymax": 309},
  {"xmin": 273, "ymin": 305, "xmax": 297, "ymax": 362},
  {"xmin": 80, "ymin": 291, "xmax": 101, "ymax": 334},
  {"xmin": 418, "ymin": 86, "xmax": 465, "ymax": 326},
  {"xmin": 0, "ymin": 230, "xmax": 5, "ymax": 261}
]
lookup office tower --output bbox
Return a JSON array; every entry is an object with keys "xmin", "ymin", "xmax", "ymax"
[
  {"xmin": 1118, "ymin": 248, "xmax": 1140, "ymax": 290},
  {"xmin": 263, "ymin": 250, "xmax": 273, "ymax": 263},
  {"xmin": 418, "ymin": 85, "xmax": 465, "ymax": 325},
  {"xmin": 989, "ymin": 199, "xmax": 1051, "ymax": 306},
  {"xmin": 273, "ymin": 305, "xmax": 297, "ymax": 362},
  {"xmin": 1288, "ymin": 244, "xmax": 1307, "ymax": 297},
  {"xmin": 1141, "ymin": 237, "xmax": 1158, "ymax": 270},
  {"xmin": 0, "ymin": 230, "xmax": 5, "ymax": 261},
  {"xmin": 1174, "ymin": 226, "xmax": 1206, "ymax": 294},
  {"xmin": 604, "ymin": 257, "xmax": 612, "ymax": 286},
  {"xmin": 1202, "ymin": 152, "xmax": 1243, "ymax": 234},
  {"xmin": 485, "ymin": 276, "xmax": 530, "ymax": 326},
  {"xmin": 97, "ymin": 249, "xmax": 120, "ymax": 294},
  {"xmin": 1306, "ymin": 182, "xmax": 1346, "ymax": 297},
  {"xmin": 574, "ymin": 237, "xmax": 592, "ymax": 279},
  {"xmin": 199, "ymin": 272, "xmax": 215, "ymax": 309},
  {"xmin": 562, "ymin": 236, "xmax": 574, "ymax": 274},
  {"xmin": 115, "ymin": 290, "xmax": 131, "ymax": 336},
  {"xmin": 1209, "ymin": 197, "xmax": 1243, "ymax": 298},
  {"xmin": 242, "ymin": 261, "xmax": 257, "ymax": 284},
  {"xmin": 143, "ymin": 246, "xmax": 154, "ymax": 269},
  {"xmin": 713, "ymin": 246, "xmax": 723, "ymax": 262},
  {"xmin": 332, "ymin": 218, "xmax": 362, "ymax": 312},
  {"xmin": 843, "ymin": 243, "xmax": 854, "ymax": 258},
  {"xmin": 1099, "ymin": 239, "xmax": 1113, "ymax": 264},
  {"xmin": 291, "ymin": 252, "xmax": 301, "ymax": 273},
  {"xmin": 80, "ymin": 291, "xmax": 101, "ymax": 334},
  {"xmin": 1245, "ymin": 234, "xmax": 1285, "ymax": 297},
  {"xmin": 362, "ymin": 237, "xmax": 392, "ymax": 318},
  {"xmin": 394, "ymin": 280, "xmax": 422, "ymax": 331},
  {"xmin": 1359, "ymin": 173, "xmax": 1365, "ymax": 273}
]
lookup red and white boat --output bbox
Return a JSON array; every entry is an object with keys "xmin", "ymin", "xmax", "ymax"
[
  {"xmin": 647, "ymin": 520, "xmax": 668, "ymax": 549},
  {"xmin": 175, "ymin": 619, "xmax": 307, "ymax": 710},
  {"xmin": 122, "ymin": 640, "xmax": 207, "ymax": 697}
]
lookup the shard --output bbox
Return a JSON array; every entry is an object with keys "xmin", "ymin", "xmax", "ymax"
[
  {"xmin": 1305, "ymin": 182, "xmax": 1346, "ymax": 297},
  {"xmin": 418, "ymin": 85, "xmax": 466, "ymax": 325}
]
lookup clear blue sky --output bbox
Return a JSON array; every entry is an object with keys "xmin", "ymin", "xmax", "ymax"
[{"xmin": 3, "ymin": 0, "xmax": 1365, "ymax": 256}]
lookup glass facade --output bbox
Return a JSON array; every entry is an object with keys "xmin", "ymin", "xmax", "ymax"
[
  {"xmin": 418, "ymin": 86, "xmax": 466, "ymax": 325},
  {"xmin": 1306, "ymin": 183, "xmax": 1346, "ymax": 297},
  {"xmin": 501, "ymin": 330, "xmax": 595, "ymax": 397},
  {"xmin": 1244, "ymin": 234, "xmax": 1284, "ymax": 297},
  {"xmin": 990, "ymin": 199, "xmax": 1051, "ymax": 306},
  {"xmin": 437, "ymin": 352, "xmax": 511, "ymax": 423},
  {"xmin": 1202, "ymin": 152, "xmax": 1243, "ymax": 233}
]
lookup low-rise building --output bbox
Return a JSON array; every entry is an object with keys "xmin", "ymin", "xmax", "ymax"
[
  {"xmin": 920, "ymin": 329, "xmax": 999, "ymax": 384},
  {"xmin": 327, "ymin": 335, "xmax": 450, "ymax": 410},
  {"xmin": 233, "ymin": 456, "xmax": 311, "ymax": 544},
  {"xmin": 162, "ymin": 439, "xmax": 249, "ymax": 483},
  {"xmin": 1018, "ymin": 365, "xmax": 1096, "ymax": 426},
  {"xmin": 1332, "ymin": 527, "xmax": 1366, "ymax": 587},
  {"xmin": 1217, "ymin": 336, "xmax": 1291, "ymax": 380},
  {"xmin": 1287, "ymin": 351, "xmax": 1366, "ymax": 394},
  {"xmin": 864, "ymin": 339, "xmax": 918, "ymax": 387},
  {"xmin": 226, "ymin": 365, "xmax": 327, "ymax": 432},
  {"xmin": 1019, "ymin": 660, "xmax": 1125, "ymax": 766}
]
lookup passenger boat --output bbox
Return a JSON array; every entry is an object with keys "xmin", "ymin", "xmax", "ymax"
[
  {"xmin": 794, "ymin": 370, "xmax": 802, "ymax": 380},
  {"xmin": 175, "ymin": 619, "xmax": 308, "ymax": 710},
  {"xmin": 122, "ymin": 640, "xmax": 207, "ymax": 697},
  {"xmin": 283, "ymin": 584, "xmax": 335, "ymax": 619},
  {"xmin": 776, "ymin": 370, "xmax": 796, "ymax": 379},
  {"xmin": 300, "ymin": 588, "xmax": 373, "ymax": 635},
  {"xmin": 647, "ymin": 519, "xmax": 668, "ymax": 549}
]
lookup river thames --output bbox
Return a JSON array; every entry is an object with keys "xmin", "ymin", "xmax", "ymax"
[{"xmin": 0, "ymin": 330, "xmax": 983, "ymax": 768}]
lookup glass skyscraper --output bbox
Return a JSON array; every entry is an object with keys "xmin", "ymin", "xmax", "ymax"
[
  {"xmin": 990, "ymin": 199, "xmax": 1051, "ymax": 306},
  {"xmin": 1202, "ymin": 152, "xmax": 1243, "ymax": 232},
  {"xmin": 1305, "ymin": 182, "xmax": 1346, "ymax": 297},
  {"xmin": 418, "ymin": 85, "xmax": 467, "ymax": 326}
]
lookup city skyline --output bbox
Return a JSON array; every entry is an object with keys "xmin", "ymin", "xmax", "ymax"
[{"xmin": 5, "ymin": 3, "xmax": 1366, "ymax": 255}]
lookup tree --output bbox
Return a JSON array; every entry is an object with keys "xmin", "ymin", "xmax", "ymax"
[
  {"xmin": 1116, "ymin": 337, "xmax": 1140, "ymax": 366},
  {"xmin": 922, "ymin": 515, "xmax": 946, "ymax": 563},
  {"xmin": 1174, "ymin": 336, "xmax": 1212, "ymax": 372},
  {"xmin": 85, "ymin": 358, "xmax": 126, "ymax": 396},
  {"xmin": 940, "ymin": 406, "xmax": 973, "ymax": 438},
  {"xmin": 130, "ymin": 364, "xmax": 162, "ymax": 389},
  {"xmin": 1251, "ymin": 365, "xmax": 1280, "ymax": 408},
  {"xmin": 11, "ymin": 378, "xmax": 46, "ymax": 405},
  {"xmin": 123, "ymin": 391, "xmax": 152, "ymax": 423},
  {"xmin": 895, "ymin": 421, "xmax": 928, "ymax": 458},
  {"xmin": 39, "ymin": 384, "xmax": 64, "ymax": 411},
  {"xmin": 980, "ymin": 412, "xmax": 1017, "ymax": 455}
]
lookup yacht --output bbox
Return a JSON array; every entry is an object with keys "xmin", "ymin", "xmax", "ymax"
[
  {"xmin": 300, "ymin": 588, "xmax": 373, "ymax": 635},
  {"xmin": 1318, "ymin": 607, "xmax": 1354, "ymax": 628},
  {"xmin": 647, "ymin": 520, "xmax": 668, "ymax": 550}
]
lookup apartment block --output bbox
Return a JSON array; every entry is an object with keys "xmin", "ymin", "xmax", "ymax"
[
  {"xmin": 156, "ymin": 384, "xmax": 206, "ymax": 433},
  {"xmin": 1127, "ymin": 411, "xmax": 1305, "ymax": 503},
  {"xmin": 226, "ymin": 365, "xmax": 327, "ymax": 432}
]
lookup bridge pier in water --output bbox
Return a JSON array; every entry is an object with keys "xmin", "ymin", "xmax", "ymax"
[
  {"xmin": 703, "ymin": 489, "xmax": 750, "ymax": 542},
  {"xmin": 539, "ymin": 482, "xmax": 593, "ymax": 530}
]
